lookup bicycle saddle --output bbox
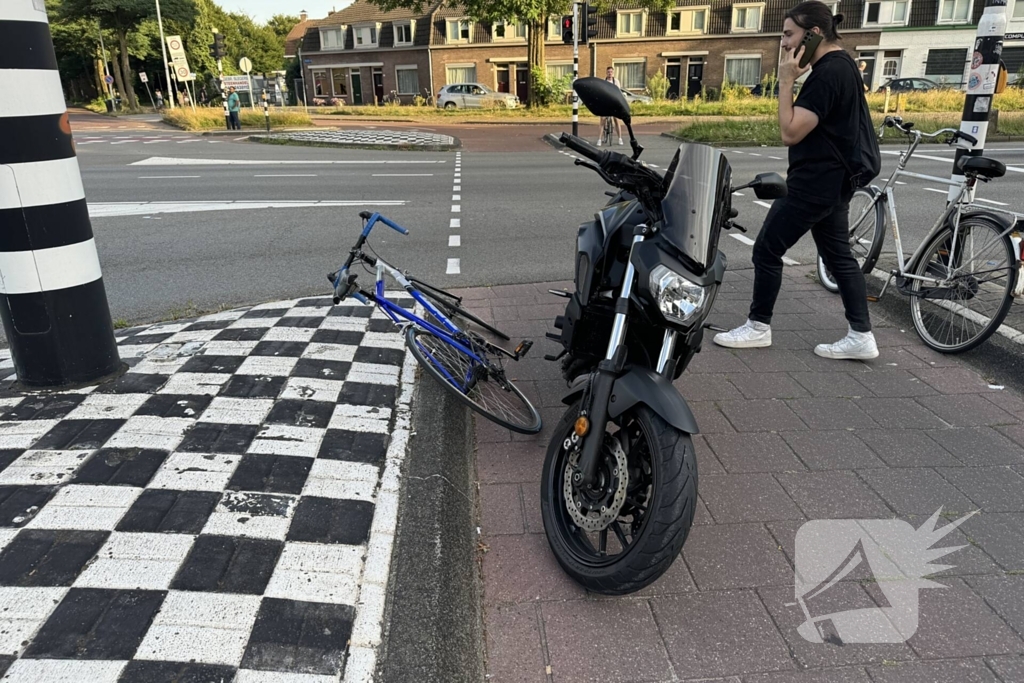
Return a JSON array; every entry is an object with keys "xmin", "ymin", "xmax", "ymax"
[
  {"xmin": 359, "ymin": 210, "xmax": 373, "ymax": 219},
  {"xmin": 958, "ymin": 156, "xmax": 1006, "ymax": 179}
]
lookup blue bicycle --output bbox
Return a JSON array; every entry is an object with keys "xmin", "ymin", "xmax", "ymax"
[{"xmin": 329, "ymin": 211, "xmax": 543, "ymax": 434}]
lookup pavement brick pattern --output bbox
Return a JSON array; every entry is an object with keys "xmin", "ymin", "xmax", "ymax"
[
  {"xmin": 262, "ymin": 130, "xmax": 456, "ymax": 148},
  {"xmin": 0, "ymin": 295, "xmax": 413, "ymax": 683},
  {"xmin": 466, "ymin": 266, "xmax": 1024, "ymax": 683}
]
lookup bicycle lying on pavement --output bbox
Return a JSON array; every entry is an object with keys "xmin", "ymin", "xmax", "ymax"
[
  {"xmin": 817, "ymin": 116, "xmax": 1022, "ymax": 353},
  {"xmin": 328, "ymin": 211, "xmax": 542, "ymax": 433}
]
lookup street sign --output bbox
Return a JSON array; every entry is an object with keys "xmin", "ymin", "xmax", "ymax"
[
  {"xmin": 222, "ymin": 75, "xmax": 251, "ymax": 91},
  {"xmin": 239, "ymin": 57, "xmax": 253, "ymax": 73},
  {"xmin": 104, "ymin": 75, "xmax": 114, "ymax": 85},
  {"xmin": 166, "ymin": 35, "xmax": 186, "ymax": 60},
  {"xmin": 175, "ymin": 64, "xmax": 191, "ymax": 81},
  {"xmin": 139, "ymin": 72, "xmax": 148, "ymax": 83},
  {"xmin": 166, "ymin": 35, "xmax": 192, "ymax": 82}
]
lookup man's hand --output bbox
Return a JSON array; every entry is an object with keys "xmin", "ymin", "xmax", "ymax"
[{"xmin": 779, "ymin": 45, "xmax": 811, "ymax": 86}]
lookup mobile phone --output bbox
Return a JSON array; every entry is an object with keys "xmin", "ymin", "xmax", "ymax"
[{"xmin": 798, "ymin": 30, "xmax": 824, "ymax": 68}]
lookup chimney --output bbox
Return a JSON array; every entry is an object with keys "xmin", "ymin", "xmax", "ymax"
[{"xmin": 300, "ymin": 10, "xmax": 308, "ymax": 20}]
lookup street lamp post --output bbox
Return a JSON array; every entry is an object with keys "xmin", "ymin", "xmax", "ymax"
[{"xmin": 155, "ymin": 0, "xmax": 174, "ymax": 109}]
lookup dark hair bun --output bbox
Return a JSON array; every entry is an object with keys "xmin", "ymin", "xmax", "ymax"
[{"xmin": 833, "ymin": 12, "xmax": 844, "ymax": 24}]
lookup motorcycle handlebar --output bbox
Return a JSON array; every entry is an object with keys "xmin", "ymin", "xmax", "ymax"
[{"xmin": 560, "ymin": 133, "xmax": 608, "ymax": 166}]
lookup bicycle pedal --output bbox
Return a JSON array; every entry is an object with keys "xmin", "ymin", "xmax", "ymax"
[{"xmin": 514, "ymin": 340, "xmax": 533, "ymax": 359}]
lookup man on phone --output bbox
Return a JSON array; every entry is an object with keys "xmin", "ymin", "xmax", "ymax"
[{"xmin": 714, "ymin": 0, "xmax": 878, "ymax": 359}]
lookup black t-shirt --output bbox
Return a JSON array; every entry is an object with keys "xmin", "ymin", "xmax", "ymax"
[{"xmin": 788, "ymin": 51, "xmax": 863, "ymax": 205}]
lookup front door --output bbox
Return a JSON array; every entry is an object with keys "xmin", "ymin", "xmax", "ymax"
[
  {"xmin": 686, "ymin": 61, "xmax": 703, "ymax": 99},
  {"xmin": 373, "ymin": 69, "xmax": 384, "ymax": 104},
  {"xmin": 496, "ymin": 66, "xmax": 510, "ymax": 93},
  {"xmin": 515, "ymin": 65, "xmax": 529, "ymax": 106},
  {"xmin": 666, "ymin": 63, "xmax": 681, "ymax": 99},
  {"xmin": 351, "ymin": 70, "xmax": 363, "ymax": 105}
]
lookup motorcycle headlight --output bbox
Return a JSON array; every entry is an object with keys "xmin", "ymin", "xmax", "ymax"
[{"xmin": 649, "ymin": 264, "xmax": 708, "ymax": 325}]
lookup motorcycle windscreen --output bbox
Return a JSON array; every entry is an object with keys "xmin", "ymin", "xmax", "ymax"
[{"xmin": 660, "ymin": 144, "xmax": 731, "ymax": 272}]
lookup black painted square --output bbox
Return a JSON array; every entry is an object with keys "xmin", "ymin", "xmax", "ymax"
[
  {"xmin": 242, "ymin": 308, "xmax": 289, "ymax": 319},
  {"xmin": 219, "ymin": 375, "xmax": 286, "ymax": 399},
  {"xmin": 213, "ymin": 327, "xmax": 268, "ymax": 342},
  {"xmin": 296, "ymin": 297, "xmax": 333, "ymax": 307},
  {"xmin": 339, "ymin": 382, "xmax": 396, "ymax": 407},
  {"xmin": 329, "ymin": 305, "xmax": 372, "ymax": 318},
  {"xmin": 266, "ymin": 400, "xmax": 333, "ymax": 429},
  {"xmin": 367, "ymin": 318, "xmax": 398, "ymax": 333},
  {"xmin": 0, "ymin": 486, "xmax": 57, "ymax": 527},
  {"xmin": 318, "ymin": 430, "xmax": 388, "ymax": 466},
  {"xmin": 240, "ymin": 598, "xmax": 355, "ymax": 675},
  {"xmin": 310, "ymin": 329, "xmax": 363, "ymax": 346},
  {"xmin": 291, "ymin": 358, "xmax": 349, "ymax": 381},
  {"xmin": 354, "ymin": 346, "xmax": 405, "ymax": 366},
  {"xmin": 136, "ymin": 394, "xmax": 213, "ymax": 419},
  {"xmin": 0, "ymin": 529, "xmax": 109, "ymax": 586},
  {"xmin": 287, "ymin": 497, "xmax": 374, "ymax": 545},
  {"xmin": 183, "ymin": 320, "xmax": 232, "ymax": 331},
  {"xmin": 25, "ymin": 588, "xmax": 165, "ymax": 659},
  {"xmin": 171, "ymin": 535, "xmax": 283, "ymax": 594},
  {"xmin": 94, "ymin": 373, "xmax": 168, "ymax": 395},
  {"xmin": 122, "ymin": 333, "xmax": 176, "ymax": 346},
  {"xmin": 177, "ymin": 423, "xmax": 258, "ymax": 454},
  {"xmin": 227, "ymin": 454, "xmax": 313, "ymax": 495},
  {"xmin": 180, "ymin": 355, "xmax": 245, "ymax": 374},
  {"xmin": 0, "ymin": 656, "xmax": 11, "ymax": 678},
  {"xmin": 73, "ymin": 448, "xmax": 169, "ymax": 487},
  {"xmin": 33, "ymin": 419, "xmax": 127, "ymax": 450},
  {"xmin": 116, "ymin": 489, "xmax": 220, "ymax": 534},
  {"xmin": 118, "ymin": 660, "xmax": 238, "ymax": 683},
  {"xmin": 0, "ymin": 394, "xmax": 86, "ymax": 421},
  {"xmin": 252, "ymin": 341, "xmax": 308, "ymax": 357},
  {"xmin": 0, "ymin": 450, "xmax": 23, "ymax": 474},
  {"xmin": 274, "ymin": 317, "xmax": 323, "ymax": 329}
]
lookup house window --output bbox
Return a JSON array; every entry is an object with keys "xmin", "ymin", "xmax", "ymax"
[
  {"xmin": 547, "ymin": 63, "xmax": 573, "ymax": 80},
  {"xmin": 394, "ymin": 22, "xmax": 413, "ymax": 45},
  {"xmin": 396, "ymin": 66, "xmax": 419, "ymax": 94},
  {"xmin": 724, "ymin": 56, "xmax": 761, "ymax": 86},
  {"xmin": 614, "ymin": 61, "xmax": 646, "ymax": 89},
  {"xmin": 547, "ymin": 16, "xmax": 562, "ymax": 39},
  {"xmin": 446, "ymin": 64, "xmax": 477, "ymax": 83},
  {"xmin": 312, "ymin": 70, "xmax": 328, "ymax": 96},
  {"xmin": 320, "ymin": 27, "xmax": 344, "ymax": 50},
  {"xmin": 447, "ymin": 19, "xmax": 472, "ymax": 42},
  {"xmin": 354, "ymin": 25, "xmax": 378, "ymax": 48},
  {"xmin": 939, "ymin": 0, "xmax": 971, "ymax": 21},
  {"xmin": 883, "ymin": 59, "xmax": 899, "ymax": 77},
  {"xmin": 864, "ymin": 1, "xmax": 910, "ymax": 25},
  {"xmin": 331, "ymin": 69, "xmax": 348, "ymax": 96},
  {"xmin": 616, "ymin": 11, "xmax": 643, "ymax": 37},
  {"xmin": 668, "ymin": 7, "xmax": 708, "ymax": 34},
  {"xmin": 732, "ymin": 4, "xmax": 763, "ymax": 32},
  {"xmin": 1015, "ymin": 0, "xmax": 1024, "ymax": 18},
  {"xmin": 493, "ymin": 20, "xmax": 527, "ymax": 40}
]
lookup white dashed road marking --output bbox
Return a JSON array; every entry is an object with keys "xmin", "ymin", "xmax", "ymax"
[
  {"xmin": 730, "ymin": 233, "xmax": 755, "ymax": 246},
  {"xmin": 447, "ymin": 258, "xmax": 461, "ymax": 274}
]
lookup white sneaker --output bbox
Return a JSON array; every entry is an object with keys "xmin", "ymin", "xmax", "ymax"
[
  {"xmin": 814, "ymin": 329, "xmax": 879, "ymax": 360},
  {"xmin": 596, "ymin": 139, "xmax": 602, "ymax": 147},
  {"xmin": 713, "ymin": 320, "xmax": 772, "ymax": 349},
  {"xmin": 618, "ymin": 137, "xmax": 624, "ymax": 145}
]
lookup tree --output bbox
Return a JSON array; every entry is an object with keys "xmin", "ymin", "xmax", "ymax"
[{"xmin": 266, "ymin": 13, "xmax": 302, "ymax": 46}]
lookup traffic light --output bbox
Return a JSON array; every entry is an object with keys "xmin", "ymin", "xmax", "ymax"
[
  {"xmin": 561, "ymin": 14, "xmax": 574, "ymax": 44},
  {"xmin": 209, "ymin": 32, "xmax": 226, "ymax": 59},
  {"xmin": 584, "ymin": 2, "xmax": 598, "ymax": 42}
]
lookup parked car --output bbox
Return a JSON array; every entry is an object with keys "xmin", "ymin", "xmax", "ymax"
[
  {"xmin": 878, "ymin": 77, "xmax": 943, "ymax": 93},
  {"xmin": 437, "ymin": 83, "xmax": 519, "ymax": 109},
  {"xmin": 619, "ymin": 88, "xmax": 652, "ymax": 104}
]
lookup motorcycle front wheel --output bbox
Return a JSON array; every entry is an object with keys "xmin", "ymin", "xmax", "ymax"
[{"xmin": 540, "ymin": 401, "xmax": 697, "ymax": 595}]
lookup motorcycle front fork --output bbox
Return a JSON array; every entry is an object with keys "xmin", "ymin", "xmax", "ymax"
[{"xmin": 575, "ymin": 226, "xmax": 677, "ymax": 489}]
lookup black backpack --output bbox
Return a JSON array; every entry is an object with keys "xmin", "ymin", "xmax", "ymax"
[{"xmin": 821, "ymin": 53, "xmax": 882, "ymax": 193}]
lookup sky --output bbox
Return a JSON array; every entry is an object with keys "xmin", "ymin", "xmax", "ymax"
[{"xmin": 226, "ymin": 0, "xmax": 353, "ymax": 23}]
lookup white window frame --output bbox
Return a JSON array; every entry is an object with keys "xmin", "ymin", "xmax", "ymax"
[
  {"xmin": 723, "ymin": 54, "xmax": 762, "ymax": 87},
  {"xmin": 667, "ymin": 6, "xmax": 709, "ymax": 35},
  {"xmin": 447, "ymin": 19, "xmax": 473, "ymax": 43},
  {"xmin": 937, "ymin": 0, "xmax": 973, "ymax": 23},
  {"xmin": 546, "ymin": 61, "xmax": 574, "ymax": 80},
  {"xmin": 319, "ymin": 26, "xmax": 345, "ymax": 51},
  {"xmin": 395, "ymin": 65, "xmax": 419, "ymax": 94},
  {"xmin": 312, "ymin": 70, "xmax": 328, "ymax": 96},
  {"xmin": 823, "ymin": 0, "xmax": 840, "ymax": 13},
  {"xmin": 492, "ymin": 20, "xmax": 528, "ymax": 41},
  {"xmin": 613, "ymin": 59, "xmax": 647, "ymax": 89},
  {"xmin": 547, "ymin": 16, "xmax": 562, "ymax": 41},
  {"xmin": 393, "ymin": 20, "xmax": 414, "ymax": 46},
  {"xmin": 731, "ymin": 3, "xmax": 764, "ymax": 33},
  {"xmin": 863, "ymin": 1, "xmax": 912, "ymax": 26},
  {"xmin": 445, "ymin": 63, "xmax": 477, "ymax": 85},
  {"xmin": 353, "ymin": 23, "xmax": 380, "ymax": 49},
  {"xmin": 616, "ymin": 10, "xmax": 645, "ymax": 37}
]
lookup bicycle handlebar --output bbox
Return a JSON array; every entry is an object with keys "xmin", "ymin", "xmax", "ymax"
[{"xmin": 881, "ymin": 116, "xmax": 977, "ymax": 146}]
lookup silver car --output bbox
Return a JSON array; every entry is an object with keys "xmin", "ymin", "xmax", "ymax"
[{"xmin": 437, "ymin": 83, "xmax": 519, "ymax": 109}]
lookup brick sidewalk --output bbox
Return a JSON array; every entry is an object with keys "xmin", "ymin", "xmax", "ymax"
[{"xmin": 463, "ymin": 265, "xmax": 1024, "ymax": 683}]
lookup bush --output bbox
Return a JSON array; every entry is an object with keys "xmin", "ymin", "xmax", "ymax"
[
  {"xmin": 531, "ymin": 66, "xmax": 572, "ymax": 107},
  {"xmin": 413, "ymin": 95, "xmax": 427, "ymax": 107},
  {"xmin": 647, "ymin": 71, "xmax": 670, "ymax": 102},
  {"xmin": 163, "ymin": 108, "xmax": 312, "ymax": 131}
]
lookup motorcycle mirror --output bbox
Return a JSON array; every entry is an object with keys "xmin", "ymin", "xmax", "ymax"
[
  {"xmin": 752, "ymin": 172, "xmax": 787, "ymax": 200},
  {"xmin": 573, "ymin": 77, "xmax": 631, "ymax": 125}
]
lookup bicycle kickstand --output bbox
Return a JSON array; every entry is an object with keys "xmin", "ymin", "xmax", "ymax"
[{"xmin": 866, "ymin": 270, "xmax": 896, "ymax": 303}]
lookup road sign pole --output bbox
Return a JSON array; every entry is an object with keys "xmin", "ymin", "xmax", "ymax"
[
  {"xmin": 572, "ymin": 2, "xmax": 579, "ymax": 138},
  {"xmin": 142, "ymin": 79, "xmax": 156, "ymax": 110},
  {"xmin": 0, "ymin": 1, "xmax": 122, "ymax": 387},
  {"xmin": 97, "ymin": 26, "xmax": 116, "ymax": 110},
  {"xmin": 155, "ymin": 0, "xmax": 174, "ymax": 109}
]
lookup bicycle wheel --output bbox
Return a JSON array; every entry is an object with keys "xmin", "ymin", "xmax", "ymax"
[
  {"xmin": 406, "ymin": 326, "xmax": 542, "ymax": 434},
  {"xmin": 817, "ymin": 188, "xmax": 885, "ymax": 293},
  {"xmin": 414, "ymin": 282, "xmax": 511, "ymax": 342},
  {"xmin": 910, "ymin": 216, "xmax": 1017, "ymax": 353}
]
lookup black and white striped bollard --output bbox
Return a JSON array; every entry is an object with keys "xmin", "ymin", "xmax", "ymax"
[
  {"xmin": 262, "ymin": 89, "xmax": 270, "ymax": 132},
  {"xmin": 0, "ymin": 1, "xmax": 122, "ymax": 387}
]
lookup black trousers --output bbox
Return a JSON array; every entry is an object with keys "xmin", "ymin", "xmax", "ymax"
[
  {"xmin": 749, "ymin": 194, "xmax": 872, "ymax": 333},
  {"xmin": 229, "ymin": 111, "xmax": 241, "ymax": 129}
]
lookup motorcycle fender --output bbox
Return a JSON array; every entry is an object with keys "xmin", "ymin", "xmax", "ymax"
[{"xmin": 561, "ymin": 367, "xmax": 700, "ymax": 435}]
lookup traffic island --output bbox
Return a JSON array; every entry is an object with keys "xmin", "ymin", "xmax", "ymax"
[{"xmin": 250, "ymin": 129, "xmax": 461, "ymax": 152}]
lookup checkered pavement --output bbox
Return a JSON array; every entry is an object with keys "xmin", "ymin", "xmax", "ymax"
[
  {"xmin": 260, "ymin": 130, "xmax": 457, "ymax": 148},
  {"xmin": 0, "ymin": 294, "xmax": 416, "ymax": 683}
]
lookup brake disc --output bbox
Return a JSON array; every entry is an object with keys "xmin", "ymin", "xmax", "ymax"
[{"xmin": 563, "ymin": 436, "xmax": 629, "ymax": 532}]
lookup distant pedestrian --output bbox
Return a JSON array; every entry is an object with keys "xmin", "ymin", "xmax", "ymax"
[
  {"xmin": 155, "ymin": 89, "xmax": 164, "ymax": 109},
  {"xmin": 200, "ymin": 86, "xmax": 208, "ymax": 106},
  {"xmin": 227, "ymin": 87, "xmax": 242, "ymax": 130},
  {"xmin": 858, "ymin": 60, "xmax": 870, "ymax": 92}
]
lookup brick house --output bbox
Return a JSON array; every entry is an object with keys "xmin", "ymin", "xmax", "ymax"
[{"xmin": 294, "ymin": 0, "xmax": 1022, "ymax": 106}]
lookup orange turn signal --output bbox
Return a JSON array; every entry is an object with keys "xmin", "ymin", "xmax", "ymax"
[{"xmin": 574, "ymin": 417, "xmax": 589, "ymax": 437}]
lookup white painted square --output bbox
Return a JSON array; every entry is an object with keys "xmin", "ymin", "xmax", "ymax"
[
  {"xmin": 262, "ymin": 326, "xmax": 316, "ymax": 343},
  {"xmin": 145, "ymin": 322, "xmax": 190, "ymax": 336},
  {"xmin": 128, "ymin": 357, "xmax": 190, "ymax": 375},
  {"xmin": 0, "ymin": 587, "xmax": 68, "ymax": 655},
  {"xmin": 164, "ymin": 329, "xmax": 220, "ymax": 344},
  {"xmin": 236, "ymin": 671, "xmax": 339, "ymax": 683},
  {"xmin": 344, "ymin": 646, "xmax": 377, "ymax": 683},
  {"xmin": 247, "ymin": 425, "xmax": 325, "ymax": 458},
  {"xmin": 0, "ymin": 450, "xmax": 91, "ymax": 486},
  {"xmin": 0, "ymin": 397, "xmax": 21, "ymax": 410},
  {"xmin": 0, "ymin": 419, "xmax": 59, "ymax": 449},
  {"xmin": 350, "ymin": 582, "xmax": 386, "ymax": 649},
  {"xmin": 26, "ymin": 485, "xmax": 142, "ymax": 530},
  {"xmin": 285, "ymin": 306, "xmax": 331, "ymax": 318},
  {"xmin": 158, "ymin": 372, "xmax": 230, "ymax": 395},
  {"xmin": 318, "ymin": 316, "xmax": 367, "ymax": 332},
  {"xmin": 301, "ymin": 342, "xmax": 357, "ymax": 362},
  {"xmin": 236, "ymin": 356, "xmax": 298, "ymax": 377},
  {"xmin": 199, "ymin": 397, "xmax": 273, "ymax": 425},
  {"xmin": 103, "ymin": 416, "xmax": 194, "ymax": 450},
  {"xmin": 449, "ymin": 235, "xmax": 461, "ymax": 248},
  {"xmin": 200, "ymin": 340, "xmax": 260, "ymax": 356},
  {"xmin": 346, "ymin": 362, "xmax": 400, "ymax": 385},
  {"xmin": 2, "ymin": 659, "xmax": 125, "ymax": 683},
  {"xmin": 66, "ymin": 393, "xmax": 151, "ymax": 420},
  {"xmin": 202, "ymin": 491, "xmax": 297, "ymax": 540},
  {"xmin": 302, "ymin": 459, "xmax": 379, "ymax": 502},
  {"xmin": 450, "ymin": 218, "xmax": 460, "ymax": 228},
  {"xmin": 197, "ymin": 310, "xmax": 246, "ymax": 323},
  {"xmin": 74, "ymin": 532, "xmax": 194, "ymax": 590},
  {"xmin": 453, "ymin": 184, "xmax": 461, "ymax": 191},
  {"xmin": 452, "ymin": 194, "xmax": 461, "ymax": 201},
  {"xmin": 279, "ymin": 377, "xmax": 344, "ymax": 403},
  {"xmin": 135, "ymin": 591, "xmax": 262, "ymax": 666},
  {"xmin": 329, "ymin": 404, "xmax": 391, "ymax": 433},
  {"xmin": 118, "ymin": 344, "xmax": 158, "ymax": 359},
  {"xmin": 359, "ymin": 332, "xmax": 405, "ymax": 350},
  {"xmin": 252, "ymin": 299, "xmax": 298, "ymax": 310},
  {"xmin": 451, "ymin": 204, "xmax": 461, "ymax": 212},
  {"xmin": 362, "ymin": 531, "xmax": 395, "ymax": 587},
  {"xmin": 148, "ymin": 453, "xmax": 241, "ymax": 491},
  {"xmin": 264, "ymin": 542, "xmax": 362, "ymax": 605},
  {"xmin": 227, "ymin": 316, "xmax": 278, "ymax": 329}
]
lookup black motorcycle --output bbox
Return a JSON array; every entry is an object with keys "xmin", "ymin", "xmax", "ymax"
[{"xmin": 541, "ymin": 78, "xmax": 786, "ymax": 594}]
